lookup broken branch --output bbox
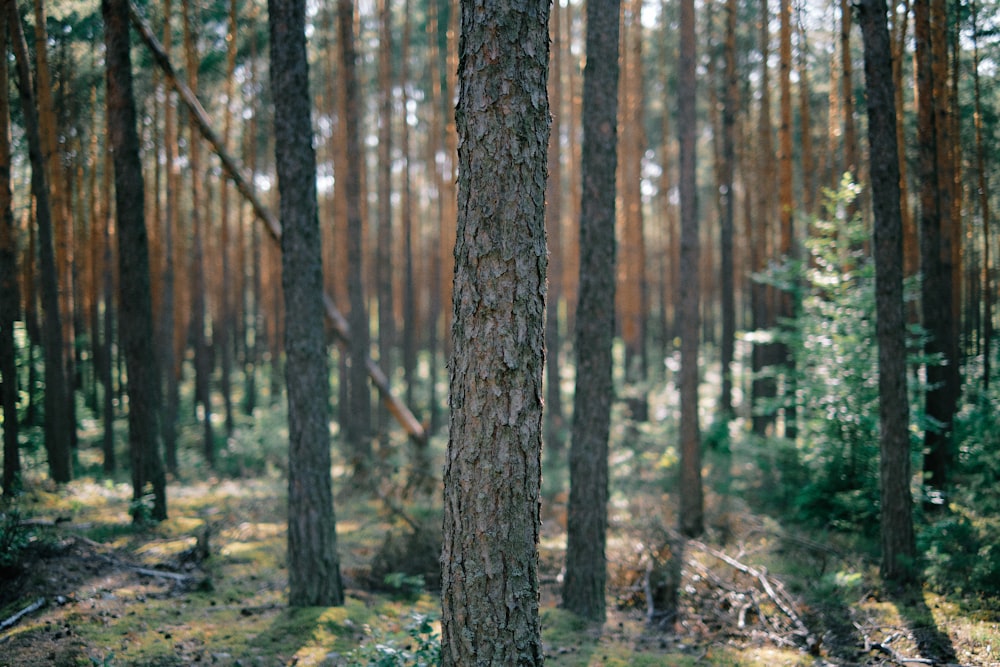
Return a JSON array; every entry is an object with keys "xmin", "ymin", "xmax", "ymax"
[{"xmin": 128, "ymin": 3, "xmax": 426, "ymax": 445}]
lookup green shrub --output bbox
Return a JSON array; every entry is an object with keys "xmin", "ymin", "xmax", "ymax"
[
  {"xmin": 346, "ymin": 613, "xmax": 441, "ymax": 667},
  {"xmin": 0, "ymin": 508, "xmax": 33, "ymax": 571},
  {"xmin": 754, "ymin": 179, "xmax": 924, "ymax": 535}
]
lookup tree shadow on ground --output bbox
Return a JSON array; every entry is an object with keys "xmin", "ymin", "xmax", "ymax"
[{"xmin": 890, "ymin": 587, "xmax": 958, "ymax": 665}]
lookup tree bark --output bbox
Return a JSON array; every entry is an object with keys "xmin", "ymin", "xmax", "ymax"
[
  {"xmin": 562, "ymin": 0, "xmax": 620, "ymax": 622},
  {"xmin": 678, "ymin": 0, "xmax": 704, "ymax": 538},
  {"xmin": 915, "ymin": 0, "xmax": 958, "ymax": 497},
  {"xmin": 338, "ymin": 0, "xmax": 374, "ymax": 483},
  {"xmin": 442, "ymin": 0, "xmax": 549, "ymax": 660},
  {"xmin": 7, "ymin": 0, "xmax": 72, "ymax": 483},
  {"xmin": 375, "ymin": 0, "xmax": 395, "ymax": 439},
  {"xmin": 0, "ymin": 4, "xmax": 21, "ymax": 495},
  {"xmin": 858, "ymin": 0, "xmax": 917, "ymax": 585},
  {"xmin": 719, "ymin": 0, "xmax": 737, "ymax": 418},
  {"xmin": 268, "ymin": 0, "xmax": 345, "ymax": 608},
  {"xmin": 102, "ymin": 0, "xmax": 168, "ymax": 521}
]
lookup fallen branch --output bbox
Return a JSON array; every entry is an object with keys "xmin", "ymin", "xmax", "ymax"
[
  {"xmin": 130, "ymin": 566, "xmax": 196, "ymax": 582},
  {"xmin": 0, "ymin": 597, "xmax": 45, "ymax": 632},
  {"xmin": 857, "ymin": 625, "xmax": 935, "ymax": 665},
  {"xmin": 128, "ymin": 3, "xmax": 426, "ymax": 446}
]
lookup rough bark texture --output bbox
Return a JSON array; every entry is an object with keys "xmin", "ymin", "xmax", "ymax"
[
  {"xmin": 442, "ymin": 0, "xmax": 550, "ymax": 661},
  {"xmin": 8, "ymin": 0, "xmax": 72, "ymax": 484},
  {"xmin": 678, "ymin": 0, "xmax": 704, "ymax": 538},
  {"xmin": 103, "ymin": 0, "xmax": 168, "ymax": 521},
  {"xmin": 858, "ymin": 0, "xmax": 917, "ymax": 585},
  {"xmin": 0, "ymin": 4, "xmax": 21, "ymax": 496},
  {"xmin": 562, "ymin": 0, "xmax": 620, "ymax": 623},
  {"xmin": 268, "ymin": 0, "xmax": 344, "ymax": 608}
]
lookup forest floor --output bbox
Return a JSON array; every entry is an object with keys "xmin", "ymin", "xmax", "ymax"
[{"xmin": 1, "ymin": 401, "xmax": 998, "ymax": 666}]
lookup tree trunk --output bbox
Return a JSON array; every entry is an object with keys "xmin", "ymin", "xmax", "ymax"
[
  {"xmin": 375, "ymin": 0, "xmax": 395, "ymax": 440},
  {"xmin": 102, "ymin": 0, "xmax": 168, "ymax": 522},
  {"xmin": 337, "ymin": 0, "xmax": 373, "ymax": 484},
  {"xmin": 0, "ymin": 6, "xmax": 21, "ymax": 495},
  {"xmin": 719, "ymin": 0, "xmax": 737, "ymax": 418},
  {"xmin": 971, "ymin": 0, "xmax": 991, "ymax": 389},
  {"xmin": 182, "ymin": 0, "xmax": 214, "ymax": 467},
  {"xmin": 858, "ymin": 0, "xmax": 917, "ymax": 585},
  {"xmin": 544, "ymin": 0, "xmax": 565, "ymax": 464},
  {"xmin": 778, "ymin": 0, "xmax": 797, "ymax": 439},
  {"xmin": 268, "ymin": 0, "xmax": 345, "ymax": 608},
  {"xmin": 159, "ymin": 0, "xmax": 179, "ymax": 474},
  {"xmin": 218, "ymin": 0, "xmax": 239, "ymax": 438},
  {"xmin": 678, "ymin": 0, "xmax": 703, "ymax": 538},
  {"xmin": 442, "ymin": 0, "xmax": 550, "ymax": 659},
  {"xmin": 915, "ymin": 0, "xmax": 958, "ymax": 497},
  {"xmin": 562, "ymin": 0, "xmax": 620, "ymax": 623},
  {"xmin": 7, "ymin": 0, "xmax": 72, "ymax": 484}
]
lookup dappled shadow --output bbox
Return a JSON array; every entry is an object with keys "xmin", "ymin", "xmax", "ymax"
[{"xmin": 890, "ymin": 587, "xmax": 958, "ymax": 665}]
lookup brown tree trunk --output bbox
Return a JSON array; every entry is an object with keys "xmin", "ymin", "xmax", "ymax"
[
  {"xmin": 778, "ymin": 0, "xmax": 797, "ymax": 439},
  {"xmin": 678, "ymin": 0, "xmax": 703, "ymax": 538},
  {"xmin": 544, "ymin": 0, "xmax": 566, "ymax": 464},
  {"xmin": 159, "ymin": 0, "xmax": 179, "ymax": 473},
  {"xmin": 718, "ymin": 0, "xmax": 737, "ymax": 419},
  {"xmin": 0, "ymin": 6, "xmax": 21, "ymax": 495},
  {"xmin": 375, "ymin": 0, "xmax": 395, "ymax": 440},
  {"xmin": 442, "ymin": 0, "xmax": 550, "ymax": 658},
  {"xmin": 972, "ymin": 0, "xmax": 991, "ymax": 388},
  {"xmin": 8, "ymin": 0, "xmax": 72, "ymax": 483},
  {"xmin": 103, "ymin": 0, "xmax": 168, "ymax": 521},
  {"xmin": 268, "ymin": 0, "xmax": 345, "ymax": 608},
  {"xmin": 858, "ymin": 0, "xmax": 917, "ymax": 585},
  {"xmin": 182, "ymin": 0, "xmax": 214, "ymax": 466},
  {"xmin": 338, "ymin": 0, "xmax": 373, "ymax": 485},
  {"xmin": 562, "ymin": 0, "xmax": 620, "ymax": 622},
  {"xmin": 915, "ymin": 0, "xmax": 958, "ymax": 497},
  {"xmin": 218, "ymin": 0, "xmax": 239, "ymax": 437}
]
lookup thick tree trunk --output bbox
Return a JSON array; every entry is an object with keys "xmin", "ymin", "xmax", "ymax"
[
  {"xmin": 103, "ymin": 0, "xmax": 168, "ymax": 521},
  {"xmin": 8, "ymin": 0, "xmax": 72, "ymax": 484},
  {"xmin": 562, "ymin": 0, "xmax": 620, "ymax": 622},
  {"xmin": 268, "ymin": 0, "xmax": 344, "ymax": 608},
  {"xmin": 442, "ymin": 0, "xmax": 550, "ymax": 660},
  {"xmin": 858, "ymin": 0, "xmax": 917, "ymax": 585}
]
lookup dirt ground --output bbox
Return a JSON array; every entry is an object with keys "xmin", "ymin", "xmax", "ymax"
[{"xmin": 1, "ymin": 474, "xmax": 998, "ymax": 666}]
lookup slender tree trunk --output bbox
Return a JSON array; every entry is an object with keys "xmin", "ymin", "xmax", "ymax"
[
  {"xmin": 375, "ymin": 0, "xmax": 395, "ymax": 441},
  {"xmin": 752, "ymin": 0, "xmax": 777, "ymax": 437},
  {"xmin": 562, "ymin": 0, "xmax": 620, "ymax": 622},
  {"xmin": 971, "ymin": 0, "xmax": 991, "ymax": 388},
  {"xmin": 34, "ymin": 0, "xmax": 76, "ymax": 451},
  {"xmin": 0, "ymin": 7, "xmax": 21, "ymax": 495},
  {"xmin": 858, "ymin": 0, "xmax": 917, "ymax": 585},
  {"xmin": 268, "ymin": 0, "xmax": 345, "ymax": 608},
  {"xmin": 544, "ymin": 0, "xmax": 566, "ymax": 463},
  {"xmin": 338, "ymin": 0, "xmax": 373, "ymax": 485},
  {"xmin": 442, "ymin": 0, "xmax": 550, "ymax": 659},
  {"xmin": 218, "ymin": 0, "xmax": 239, "ymax": 438},
  {"xmin": 719, "ymin": 0, "xmax": 737, "ymax": 418},
  {"xmin": 159, "ymin": 0, "xmax": 179, "ymax": 474},
  {"xmin": 103, "ymin": 0, "xmax": 168, "ymax": 521},
  {"xmin": 100, "ymin": 135, "xmax": 115, "ymax": 472},
  {"xmin": 778, "ymin": 0, "xmax": 797, "ymax": 439},
  {"xmin": 426, "ymin": 0, "xmax": 445, "ymax": 435},
  {"xmin": 8, "ymin": 0, "xmax": 72, "ymax": 483},
  {"xmin": 841, "ymin": 0, "xmax": 859, "ymax": 180},
  {"xmin": 678, "ymin": 0, "xmax": 704, "ymax": 538},
  {"xmin": 915, "ymin": 0, "xmax": 957, "ymax": 496},
  {"xmin": 182, "ymin": 0, "xmax": 214, "ymax": 466}
]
